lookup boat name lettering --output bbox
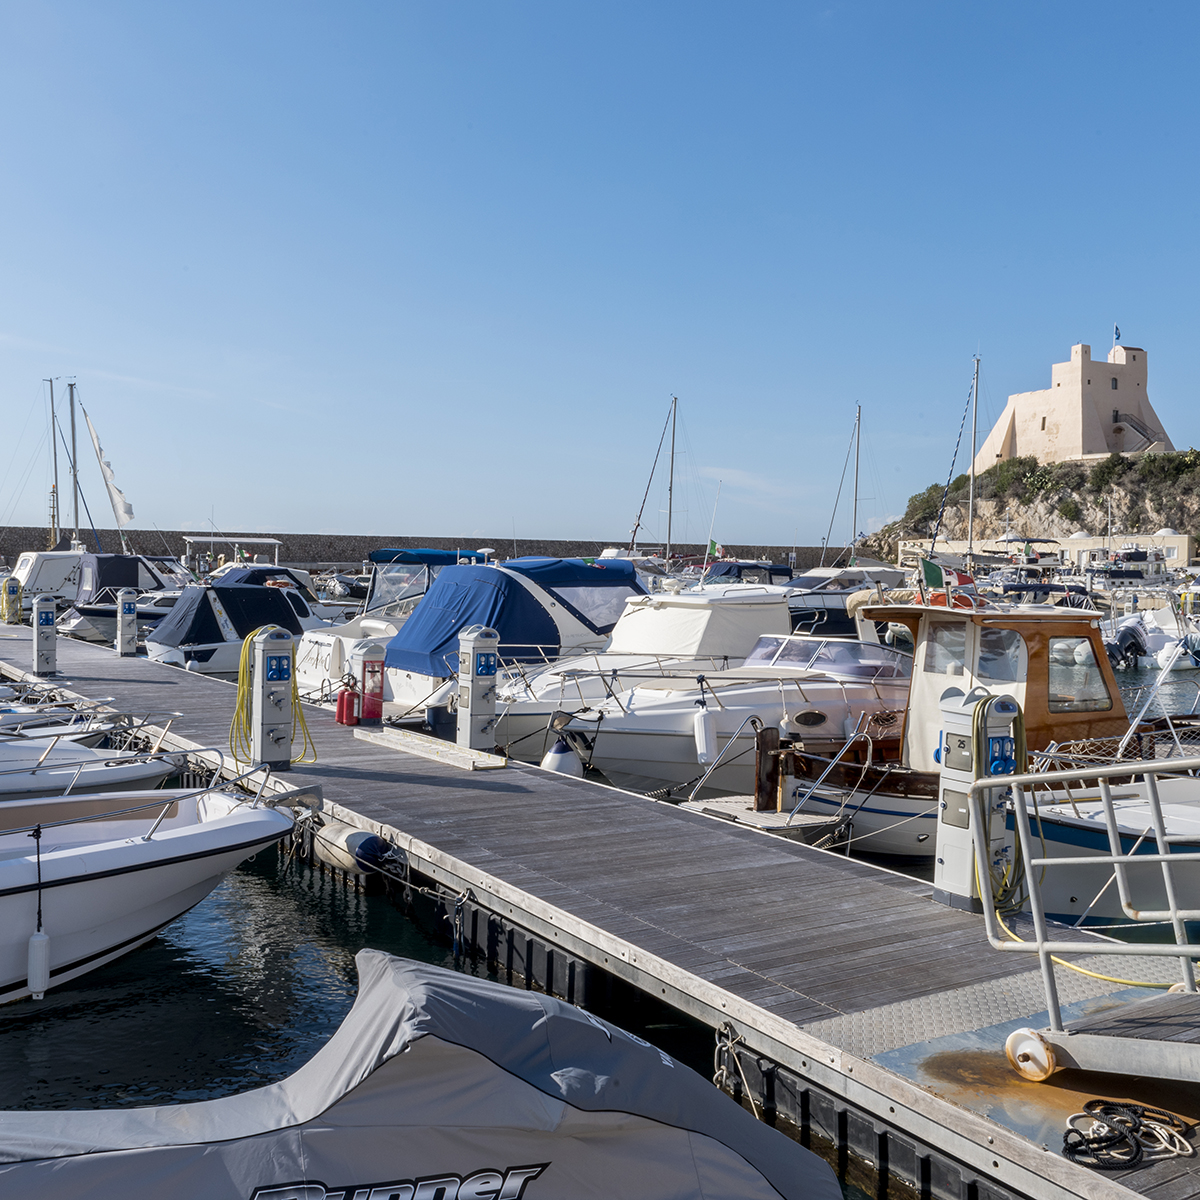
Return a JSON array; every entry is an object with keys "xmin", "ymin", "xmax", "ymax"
[{"xmin": 250, "ymin": 1162, "xmax": 549, "ymax": 1200}]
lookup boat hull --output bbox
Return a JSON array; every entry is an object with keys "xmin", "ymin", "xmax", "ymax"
[{"xmin": 0, "ymin": 802, "xmax": 293, "ymax": 1002}]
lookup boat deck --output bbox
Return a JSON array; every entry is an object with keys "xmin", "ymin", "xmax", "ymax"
[{"xmin": 2, "ymin": 626, "xmax": 1199, "ymax": 1200}]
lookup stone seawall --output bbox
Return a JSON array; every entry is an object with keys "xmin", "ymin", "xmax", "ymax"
[{"xmin": 0, "ymin": 526, "xmax": 837, "ymax": 571}]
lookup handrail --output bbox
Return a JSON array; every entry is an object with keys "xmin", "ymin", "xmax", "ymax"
[
  {"xmin": 686, "ymin": 714, "xmax": 763, "ymax": 802},
  {"xmin": 786, "ymin": 714, "xmax": 875, "ymax": 825},
  {"xmin": 0, "ymin": 764, "xmax": 284, "ymax": 838},
  {"xmin": 968, "ymin": 754, "xmax": 1200, "ymax": 1032}
]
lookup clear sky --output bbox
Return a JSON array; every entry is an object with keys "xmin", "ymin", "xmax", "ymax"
[{"xmin": 1, "ymin": 2, "xmax": 1196, "ymax": 550}]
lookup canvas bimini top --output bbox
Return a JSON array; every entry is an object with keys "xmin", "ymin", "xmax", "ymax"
[
  {"xmin": 0, "ymin": 951, "xmax": 839, "ymax": 1200},
  {"xmin": 384, "ymin": 558, "xmax": 645, "ymax": 676}
]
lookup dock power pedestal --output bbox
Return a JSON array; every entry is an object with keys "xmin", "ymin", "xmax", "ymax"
[
  {"xmin": 251, "ymin": 626, "xmax": 294, "ymax": 771},
  {"xmin": 933, "ymin": 689, "xmax": 1020, "ymax": 912},
  {"xmin": 457, "ymin": 625, "xmax": 499, "ymax": 751},
  {"xmin": 33, "ymin": 595, "xmax": 56, "ymax": 676},
  {"xmin": 116, "ymin": 588, "xmax": 138, "ymax": 657}
]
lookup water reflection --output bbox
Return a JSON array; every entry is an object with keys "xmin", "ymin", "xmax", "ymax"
[{"xmin": 0, "ymin": 850, "xmax": 464, "ymax": 1109}]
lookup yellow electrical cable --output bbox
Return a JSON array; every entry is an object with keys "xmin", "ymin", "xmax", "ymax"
[
  {"xmin": 228, "ymin": 626, "xmax": 317, "ymax": 767},
  {"xmin": 971, "ymin": 697, "xmax": 1169, "ymax": 989}
]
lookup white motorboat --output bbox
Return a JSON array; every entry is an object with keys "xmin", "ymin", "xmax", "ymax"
[
  {"xmin": 0, "ymin": 739, "xmax": 181, "ymax": 800},
  {"xmin": 11, "ymin": 550, "xmax": 186, "ymax": 618},
  {"xmin": 383, "ymin": 557, "xmax": 647, "ymax": 718},
  {"xmin": 0, "ymin": 950, "xmax": 838, "ymax": 1200},
  {"xmin": 0, "ymin": 782, "xmax": 305, "ymax": 1003},
  {"xmin": 146, "ymin": 579, "xmax": 332, "ymax": 676},
  {"xmin": 564, "ymin": 634, "xmax": 912, "ymax": 797},
  {"xmin": 494, "ymin": 583, "xmax": 794, "ymax": 761},
  {"xmin": 295, "ymin": 550, "xmax": 467, "ymax": 701}
]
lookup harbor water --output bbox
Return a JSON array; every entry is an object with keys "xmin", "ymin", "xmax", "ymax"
[{"xmin": 0, "ymin": 847, "xmax": 714, "ymax": 1110}]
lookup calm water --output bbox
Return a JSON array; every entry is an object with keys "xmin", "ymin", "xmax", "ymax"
[{"xmin": 0, "ymin": 849, "xmax": 713, "ymax": 1109}]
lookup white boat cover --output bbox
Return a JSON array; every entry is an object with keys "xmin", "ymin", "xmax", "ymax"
[{"xmin": 0, "ymin": 950, "xmax": 839, "ymax": 1200}]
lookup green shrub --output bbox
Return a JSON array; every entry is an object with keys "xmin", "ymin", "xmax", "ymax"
[
  {"xmin": 904, "ymin": 483, "xmax": 945, "ymax": 528},
  {"xmin": 1089, "ymin": 453, "xmax": 1134, "ymax": 492},
  {"xmin": 1057, "ymin": 498, "xmax": 1081, "ymax": 523}
]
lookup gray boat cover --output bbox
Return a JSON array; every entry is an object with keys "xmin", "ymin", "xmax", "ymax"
[{"xmin": 0, "ymin": 950, "xmax": 839, "ymax": 1200}]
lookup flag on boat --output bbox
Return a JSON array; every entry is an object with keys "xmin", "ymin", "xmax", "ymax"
[
  {"xmin": 82, "ymin": 406, "xmax": 134, "ymax": 528},
  {"xmin": 921, "ymin": 558, "xmax": 973, "ymax": 589},
  {"xmin": 708, "ymin": 539, "xmax": 725, "ymax": 557}
]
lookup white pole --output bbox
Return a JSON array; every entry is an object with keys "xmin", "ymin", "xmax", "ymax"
[
  {"xmin": 851, "ymin": 405, "xmax": 861, "ymax": 561},
  {"xmin": 68, "ymin": 381, "xmax": 79, "ymax": 546},
  {"xmin": 701, "ymin": 480, "xmax": 722, "ymax": 576},
  {"xmin": 665, "ymin": 396, "xmax": 676, "ymax": 565},
  {"xmin": 967, "ymin": 357, "xmax": 979, "ymax": 570}
]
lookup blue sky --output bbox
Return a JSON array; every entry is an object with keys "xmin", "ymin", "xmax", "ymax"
[{"xmin": 0, "ymin": 2, "xmax": 1196, "ymax": 549}]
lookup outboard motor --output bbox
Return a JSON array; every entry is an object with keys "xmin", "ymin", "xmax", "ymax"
[{"xmin": 1105, "ymin": 616, "xmax": 1147, "ymax": 670}]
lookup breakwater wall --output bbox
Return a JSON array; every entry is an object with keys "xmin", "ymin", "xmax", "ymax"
[{"xmin": 0, "ymin": 525, "xmax": 835, "ymax": 570}]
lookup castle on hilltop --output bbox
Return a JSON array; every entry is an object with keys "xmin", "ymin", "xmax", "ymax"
[{"xmin": 973, "ymin": 342, "xmax": 1174, "ymax": 474}]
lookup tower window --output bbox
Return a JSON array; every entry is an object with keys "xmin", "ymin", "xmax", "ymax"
[
  {"xmin": 1113, "ymin": 409, "xmax": 1120, "ymax": 423},
  {"xmin": 1041, "ymin": 417, "xmax": 1046, "ymax": 430},
  {"xmin": 1111, "ymin": 377, "xmax": 1118, "ymax": 390}
]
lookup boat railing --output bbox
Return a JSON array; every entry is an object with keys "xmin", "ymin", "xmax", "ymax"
[
  {"xmin": 785, "ymin": 712, "xmax": 877, "ymax": 825},
  {"xmin": 968, "ymin": 756, "xmax": 1200, "ymax": 1032},
  {"xmin": 0, "ymin": 765, "xmax": 319, "ymax": 839},
  {"xmin": 0, "ymin": 741, "xmax": 210, "ymax": 797},
  {"xmin": 686, "ymin": 714, "xmax": 764, "ymax": 802}
]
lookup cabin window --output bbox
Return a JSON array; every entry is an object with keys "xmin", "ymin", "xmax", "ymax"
[
  {"xmin": 923, "ymin": 623, "xmax": 965, "ymax": 675},
  {"xmin": 977, "ymin": 628, "xmax": 1025, "ymax": 682},
  {"xmin": 1048, "ymin": 637, "xmax": 1112, "ymax": 713}
]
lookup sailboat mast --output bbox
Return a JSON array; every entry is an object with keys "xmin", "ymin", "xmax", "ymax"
[
  {"xmin": 45, "ymin": 378, "xmax": 59, "ymax": 546},
  {"xmin": 665, "ymin": 396, "xmax": 676, "ymax": 564},
  {"xmin": 967, "ymin": 356, "xmax": 980, "ymax": 568},
  {"xmin": 850, "ymin": 405, "xmax": 861, "ymax": 560},
  {"xmin": 68, "ymin": 381, "xmax": 80, "ymax": 546}
]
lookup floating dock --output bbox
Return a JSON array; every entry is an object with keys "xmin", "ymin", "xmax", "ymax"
[{"xmin": 2, "ymin": 627, "xmax": 1199, "ymax": 1200}]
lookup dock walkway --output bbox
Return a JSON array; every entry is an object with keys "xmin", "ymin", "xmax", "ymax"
[{"xmin": 1, "ymin": 627, "xmax": 1197, "ymax": 1200}]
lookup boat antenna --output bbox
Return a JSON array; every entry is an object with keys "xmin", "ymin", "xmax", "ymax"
[
  {"xmin": 701, "ymin": 479, "xmax": 722, "ymax": 577},
  {"xmin": 967, "ymin": 355, "xmax": 980, "ymax": 571},
  {"xmin": 44, "ymin": 379, "xmax": 59, "ymax": 548},
  {"xmin": 627, "ymin": 399, "xmax": 673, "ymax": 554},
  {"xmin": 665, "ymin": 396, "xmax": 676, "ymax": 565}
]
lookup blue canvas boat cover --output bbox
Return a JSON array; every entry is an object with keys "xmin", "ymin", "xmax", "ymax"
[
  {"xmin": 384, "ymin": 559, "xmax": 645, "ymax": 676},
  {"xmin": 385, "ymin": 566, "xmax": 561, "ymax": 675},
  {"xmin": 369, "ymin": 548, "xmax": 488, "ymax": 565}
]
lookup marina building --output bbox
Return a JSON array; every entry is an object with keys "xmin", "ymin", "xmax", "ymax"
[{"xmin": 974, "ymin": 342, "xmax": 1175, "ymax": 473}]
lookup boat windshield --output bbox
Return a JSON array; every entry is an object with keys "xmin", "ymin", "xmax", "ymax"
[
  {"xmin": 742, "ymin": 636, "xmax": 912, "ymax": 679},
  {"xmin": 365, "ymin": 565, "xmax": 432, "ymax": 614}
]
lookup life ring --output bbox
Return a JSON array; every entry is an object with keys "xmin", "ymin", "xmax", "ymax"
[{"xmin": 927, "ymin": 591, "xmax": 988, "ymax": 610}]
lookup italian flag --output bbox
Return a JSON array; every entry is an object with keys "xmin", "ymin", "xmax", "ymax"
[
  {"xmin": 708, "ymin": 540, "xmax": 725, "ymax": 557},
  {"xmin": 921, "ymin": 559, "xmax": 973, "ymax": 589}
]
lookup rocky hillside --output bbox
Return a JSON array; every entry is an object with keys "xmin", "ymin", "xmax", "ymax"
[{"xmin": 861, "ymin": 449, "xmax": 1200, "ymax": 560}]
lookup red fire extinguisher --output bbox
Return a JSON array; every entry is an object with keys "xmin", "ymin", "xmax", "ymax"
[{"xmin": 335, "ymin": 679, "xmax": 359, "ymax": 726}]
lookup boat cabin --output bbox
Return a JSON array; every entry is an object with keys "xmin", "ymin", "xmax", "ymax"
[{"xmin": 860, "ymin": 603, "xmax": 1128, "ymax": 773}]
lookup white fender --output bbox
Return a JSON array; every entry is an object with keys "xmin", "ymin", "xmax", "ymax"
[
  {"xmin": 540, "ymin": 737, "xmax": 584, "ymax": 777},
  {"xmin": 693, "ymin": 708, "xmax": 717, "ymax": 765}
]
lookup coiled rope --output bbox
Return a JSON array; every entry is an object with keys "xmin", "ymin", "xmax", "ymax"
[{"xmin": 1064, "ymin": 1100, "xmax": 1193, "ymax": 1170}]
